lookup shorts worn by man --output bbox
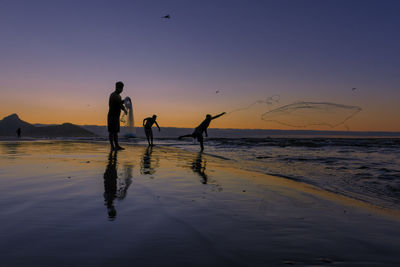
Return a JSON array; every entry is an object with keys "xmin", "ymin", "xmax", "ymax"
[{"xmin": 108, "ymin": 81, "xmax": 127, "ymax": 150}]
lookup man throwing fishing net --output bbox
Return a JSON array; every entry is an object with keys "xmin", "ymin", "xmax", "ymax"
[{"xmin": 179, "ymin": 112, "xmax": 226, "ymax": 151}]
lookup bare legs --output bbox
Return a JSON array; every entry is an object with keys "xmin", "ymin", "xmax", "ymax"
[
  {"xmin": 109, "ymin": 132, "xmax": 124, "ymax": 151},
  {"xmin": 145, "ymin": 128, "xmax": 154, "ymax": 146},
  {"xmin": 179, "ymin": 134, "xmax": 204, "ymax": 151},
  {"xmin": 146, "ymin": 131, "xmax": 154, "ymax": 146},
  {"xmin": 178, "ymin": 134, "xmax": 194, "ymax": 139},
  {"xmin": 109, "ymin": 133, "xmax": 115, "ymax": 150},
  {"xmin": 198, "ymin": 136, "xmax": 204, "ymax": 151}
]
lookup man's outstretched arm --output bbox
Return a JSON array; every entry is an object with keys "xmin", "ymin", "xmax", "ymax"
[
  {"xmin": 155, "ymin": 121, "xmax": 161, "ymax": 131},
  {"xmin": 211, "ymin": 112, "xmax": 226, "ymax": 120},
  {"xmin": 143, "ymin": 118, "xmax": 147, "ymax": 126}
]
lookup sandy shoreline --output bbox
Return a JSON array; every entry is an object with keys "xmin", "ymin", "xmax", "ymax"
[{"xmin": 1, "ymin": 140, "xmax": 400, "ymax": 266}]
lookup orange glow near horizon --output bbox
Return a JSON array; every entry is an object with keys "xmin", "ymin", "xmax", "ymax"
[{"xmin": 1, "ymin": 88, "xmax": 400, "ymax": 132}]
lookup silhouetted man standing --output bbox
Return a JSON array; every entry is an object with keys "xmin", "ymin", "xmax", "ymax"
[
  {"xmin": 108, "ymin": 81, "xmax": 127, "ymax": 151},
  {"xmin": 16, "ymin": 128, "xmax": 21, "ymax": 138},
  {"xmin": 179, "ymin": 112, "xmax": 226, "ymax": 151}
]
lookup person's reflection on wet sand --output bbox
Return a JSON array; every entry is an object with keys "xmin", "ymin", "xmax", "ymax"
[
  {"xmin": 0, "ymin": 142, "xmax": 22, "ymax": 159},
  {"xmin": 117, "ymin": 163, "xmax": 133, "ymax": 200},
  {"xmin": 191, "ymin": 152, "xmax": 208, "ymax": 184},
  {"xmin": 104, "ymin": 150, "xmax": 118, "ymax": 220},
  {"xmin": 140, "ymin": 146, "xmax": 156, "ymax": 175}
]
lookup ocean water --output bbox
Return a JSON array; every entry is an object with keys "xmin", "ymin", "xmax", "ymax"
[
  {"xmin": 2, "ymin": 136, "xmax": 399, "ymax": 213},
  {"xmin": 151, "ymin": 137, "xmax": 400, "ymax": 212}
]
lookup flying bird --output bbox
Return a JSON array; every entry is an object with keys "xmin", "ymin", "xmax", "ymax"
[
  {"xmin": 161, "ymin": 15, "xmax": 170, "ymax": 19},
  {"xmin": 352, "ymin": 87, "xmax": 357, "ymax": 91},
  {"xmin": 216, "ymin": 90, "xmax": 220, "ymax": 94}
]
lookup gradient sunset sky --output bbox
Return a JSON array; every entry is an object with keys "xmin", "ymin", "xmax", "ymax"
[{"xmin": 1, "ymin": 0, "xmax": 399, "ymax": 131}]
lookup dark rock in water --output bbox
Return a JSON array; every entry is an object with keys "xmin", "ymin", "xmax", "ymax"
[
  {"xmin": 124, "ymin": 133, "xmax": 136, "ymax": 138},
  {"xmin": 318, "ymin": 257, "xmax": 333, "ymax": 263},
  {"xmin": 283, "ymin": 260, "xmax": 295, "ymax": 265},
  {"xmin": 0, "ymin": 113, "xmax": 97, "ymax": 137},
  {"xmin": 256, "ymin": 156, "xmax": 271, "ymax": 159}
]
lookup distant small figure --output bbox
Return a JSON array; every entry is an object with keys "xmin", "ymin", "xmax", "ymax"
[
  {"xmin": 107, "ymin": 81, "xmax": 127, "ymax": 151},
  {"xmin": 16, "ymin": 128, "xmax": 21, "ymax": 138},
  {"xmin": 161, "ymin": 14, "xmax": 170, "ymax": 19},
  {"xmin": 143, "ymin": 115, "xmax": 160, "ymax": 146},
  {"xmin": 179, "ymin": 112, "xmax": 226, "ymax": 151}
]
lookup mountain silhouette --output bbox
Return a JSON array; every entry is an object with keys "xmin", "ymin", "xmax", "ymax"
[
  {"xmin": 0, "ymin": 114, "xmax": 96, "ymax": 137},
  {"xmin": 0, "ymin": 114, "xmax": 34, "ymax": 136}
]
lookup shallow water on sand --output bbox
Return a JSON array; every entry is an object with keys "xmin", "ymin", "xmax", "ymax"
[
  {"xmin": 1, "ymin": 141, "xmax": 400, "ymax": 266},
  {"xmin": 157, "ymin": 137, "xmax": 400, "ymax": 212}
]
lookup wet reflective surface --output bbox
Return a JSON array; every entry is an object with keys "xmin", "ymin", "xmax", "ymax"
[{"xmin": 1, "ymin": 141, "xmax": 400, "ymax": 266}]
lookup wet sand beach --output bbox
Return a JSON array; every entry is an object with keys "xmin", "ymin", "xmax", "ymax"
[{"xmin": 0, "ymin": 141, "xmax": 400, "ymax": 266}]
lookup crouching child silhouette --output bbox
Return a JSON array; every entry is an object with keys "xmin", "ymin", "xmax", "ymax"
[
  {"xmin": 179, "ymin": 112, "xmax": 226, "ymax": 151},
  {"xmin": 143, "ymin": 115, "xmax": 160, "ymax": 146}
]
